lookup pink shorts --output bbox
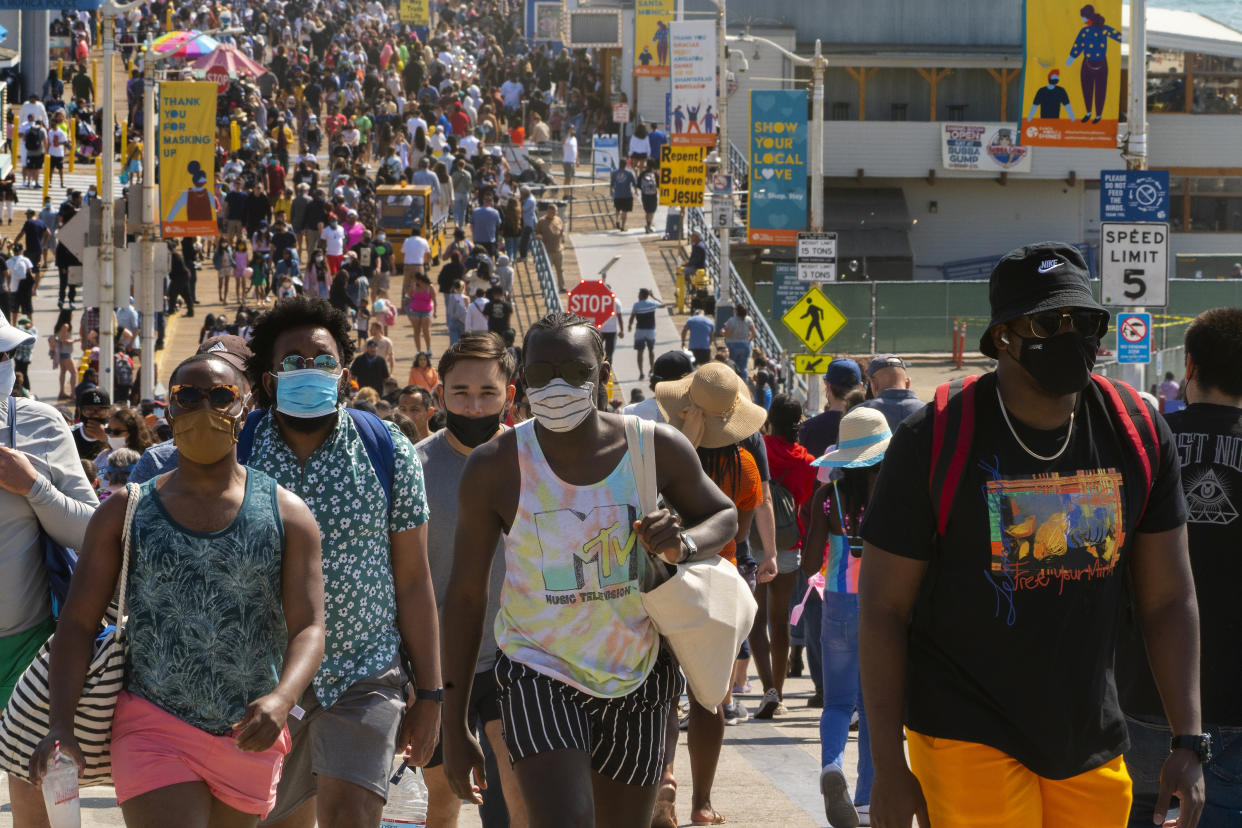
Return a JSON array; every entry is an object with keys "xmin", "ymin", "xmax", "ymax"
[{"xmin": 111, "ymin": 691, "xmax": 291, "ymax": 817}]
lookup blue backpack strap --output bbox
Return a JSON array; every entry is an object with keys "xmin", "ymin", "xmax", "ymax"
[
  {"xmin": 346, "ymin": 408, "xmax": 395, "ymax": 515},
  {"xmin": 236, "ymin": 409, "xmax": 268, "ymax": 466}
]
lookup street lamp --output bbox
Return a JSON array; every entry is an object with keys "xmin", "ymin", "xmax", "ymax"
[
  {"xmin": 731, "ymin": 33, "xmax": 827, "ymax": 233},
  {"xmin": 135, "ymin": 26, "xmax": 242, "ymax": 400}
]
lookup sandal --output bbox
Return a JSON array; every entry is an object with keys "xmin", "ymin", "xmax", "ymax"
[{"xmin": 691, "ymin": 810, "xmax": 727, "ymax": 825}]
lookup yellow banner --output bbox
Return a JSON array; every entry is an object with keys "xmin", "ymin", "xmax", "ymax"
[
  {"xmin": 400, "ymin": 0, "xmax": 429, "ymax": 26},
  {"xmin": 634, "ymin": 0, "xmax": 673, "ymax": 78},
  {"xmin": 658, "ymin": 145, "xmax": 706, "ymax": 208},
  {"xmin": 1020, "ymin": 0, "xmax": 1123, "ymax": 148},
  {"xmin": 158, "ymin": 81, "xmax": 218, "ymax": 238}
]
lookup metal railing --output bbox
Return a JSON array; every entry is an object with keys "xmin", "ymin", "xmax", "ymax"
[
  {"xmin": 687, "ymin": 206, "xmax": 806, "ymax": 400},
  {"xmin": 531, "ymin": 238, "xmax": 564, "ymax": 314},
  {"xmin": 728, "ymin": 139, "xmax": 748, "ymax": 182}
]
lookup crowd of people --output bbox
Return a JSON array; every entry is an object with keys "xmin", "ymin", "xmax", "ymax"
[{"xmin": 0, "ymin": 0, "xmax": 1237, "ymax": 826}]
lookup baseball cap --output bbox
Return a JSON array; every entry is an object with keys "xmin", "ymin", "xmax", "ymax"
[
  {"xmin": 197, "ymin": 334, "xmax": 253, "ymax": 378},
  {"xmin": 867, "ymin": 354, "xmax": 906, "ymax": 377},
  {"xmin": 825, "ymin": 357, "xmax": 862, "ymax": 387},
  {"xmin": 650, "ymin": 351, "xmax": 693, "ymax": 384},
  {"xmin": 979, "ymin": 241, "xmax": 1108, "ymax": 357},
  {"xmin": 77, "ymin": 387, "xmax": 111, "ymax": 408}
]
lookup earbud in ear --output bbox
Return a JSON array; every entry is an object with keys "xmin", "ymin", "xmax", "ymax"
[{"xmin": 1001, "ymin": 335, "xmax": 1010, "ymax": 345}]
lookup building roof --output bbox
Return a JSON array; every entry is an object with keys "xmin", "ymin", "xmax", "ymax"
[{"xmin": 1123, "ymin": 5, "xmax": 1242, "ymax": 59}]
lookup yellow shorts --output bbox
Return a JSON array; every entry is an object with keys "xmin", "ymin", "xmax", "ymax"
[{"xmin": 906, "ymin": 729, "xmax": 1132, "ymax": 828}]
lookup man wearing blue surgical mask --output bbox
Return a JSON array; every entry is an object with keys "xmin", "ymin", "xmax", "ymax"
[
  {"xmin": 242, "ymin": 296, "xmax": 441, "ymax": 828},
  {"xmin": 440, "ymin": 311, "xmax": 740, "ymax": 827}
]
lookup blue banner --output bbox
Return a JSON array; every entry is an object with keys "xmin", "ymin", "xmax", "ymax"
[
  {"xmin": 748, "ymin": 89, "xmax": 807, "ymax": 246},
  {"xmin": 0, "ymin": 0, "xmax": 100, "ymax": 8}
]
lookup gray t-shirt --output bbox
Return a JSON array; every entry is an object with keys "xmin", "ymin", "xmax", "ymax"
[{"xmin": 415, "ymin": 429, "xmax": 507, "ymax": 673}]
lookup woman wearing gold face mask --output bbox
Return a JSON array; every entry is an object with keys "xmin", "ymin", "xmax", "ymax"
[{"xmin": 30, "ymin": 353, "xmax": 327, "ymax": 826}]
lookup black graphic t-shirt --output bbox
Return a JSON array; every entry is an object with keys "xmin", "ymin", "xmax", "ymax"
[
  {"xmin": 861, "ymin": 372, "xmax": 1185, "ymax": 779},
  {"xmin": 1117, "ymin": 402, "xmax": 1242, "ymax": 726}
]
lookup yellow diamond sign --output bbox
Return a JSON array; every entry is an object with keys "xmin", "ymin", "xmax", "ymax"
[{"xmin": 781, "ymin": 287, "xmax": 847, "ymax": 353}]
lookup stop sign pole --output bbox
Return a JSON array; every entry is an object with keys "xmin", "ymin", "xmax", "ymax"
[{"xmin": 566, "ymin": 279, "xmax": 617, "ymax": 329}]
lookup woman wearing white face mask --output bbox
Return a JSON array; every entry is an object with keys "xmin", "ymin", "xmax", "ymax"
[{"xmin": 94, "ymin": 408, "xmax": 155, "ymax": 473}]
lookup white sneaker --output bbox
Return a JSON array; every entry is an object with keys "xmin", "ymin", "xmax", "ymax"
[
  {"xmin": 820, "ymin": 764, "xmax": 859, "ymax": 828},
  {"xmin": 855, "ymin": 804, "xmax": 870, "ymax": 826},
  {"xmin": 754, "ymin": 688, "xmax": 780, "ymax": 719}
]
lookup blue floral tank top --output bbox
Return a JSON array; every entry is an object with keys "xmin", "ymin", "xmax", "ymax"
[{"xmin": 125, "ymin": 470, "xmax": 287, "ymax": 734}]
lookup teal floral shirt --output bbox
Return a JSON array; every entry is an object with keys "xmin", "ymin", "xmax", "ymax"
[
  {"xmin": 246, "ymin": 409, "xmax": 428, "ymax": 708},
  {"xmin": 126, "ymin": 470, "xmax": 286, "ymax": 734}
]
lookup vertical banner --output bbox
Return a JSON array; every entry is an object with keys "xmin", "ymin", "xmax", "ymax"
[
  {"xmin": 1020, "ymin": 0, "xmax": 1123, "ymax": 148},
  {"xmin": 634, "ymin": 0, "xmax": 674, "ymax": 78},
  {"xmin": 159, "ymin": 81, "xmax": 218, "ymax": 238},
  {"xmin": 399, "ymin": 0, "xmax": 430, "ymax": 26},
  {"xmin": 748, "ymin": 89, "xmax": 807, "ymax": 246},
  {"xmin": 670, "ymin": 20, "xmax": 717, "ymax": 147}
]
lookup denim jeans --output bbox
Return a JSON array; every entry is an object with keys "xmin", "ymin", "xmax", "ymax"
[
  {"xmin": 453, "ymin": 193, "xmax": 470, "ymax": 227},
  {"xmin": 1126, "ymin": 715, "xmax": 1242, "ymax": 828},
  {"xmin": 821, "ymin": 590, "xmax": 871, "ymax": 805},
  {"xmin": 726, "ymin": 340, "xmax": 751, "ymax": 380},
  {"xmin": 448, "ymin": 319, "xmax": 465, "ymax": 345}
]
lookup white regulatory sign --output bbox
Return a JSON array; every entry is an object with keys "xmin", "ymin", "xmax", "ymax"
[
  {"xmin": 712, "ymin": 198, "xmax": 733, "ymax": 229},
  {"xmin": 797, "ymin": 232, "xmax": 838, "ymax": 261},
  {"xmin": 797, "ymin": 261, "xmax": 836, "ymax": 282},
  {"xmin": 1100, "ymin": 222, "xmax": 1169, "ymax": 307}
]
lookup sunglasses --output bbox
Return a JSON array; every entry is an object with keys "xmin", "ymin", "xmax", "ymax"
[
  {"xmin": 277, "ymin": 354, "xmax": 340, "ymax": 373},
  {"xmin": 1025, "ymin": 309, "xmax": 1109, "ymax": 340},
  {"xmin": 524, "ymin": 360, "xmax": 595, "ymax": 389},
  {"xmin": 170, "ymin": 384, "xmax": 243, "ymax": 410},
  {"xmin": 105, "ymin": 427, "xmax": 128, "ymax": 437}
]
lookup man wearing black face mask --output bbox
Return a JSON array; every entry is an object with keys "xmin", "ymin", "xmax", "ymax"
[
  {"xmin": 859, "ymin": 242, "xmax": 1204, "ymax": 828},
  {"xmin": 413, "ymin": 333, "xmax": 526, "ymax": 828}
]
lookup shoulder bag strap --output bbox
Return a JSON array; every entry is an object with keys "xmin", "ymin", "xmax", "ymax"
[
  {"xmin": 929, "ymin": 374, "xmax": 980, "ymax": 536},
  {"xmin": 235, "ymin": 408, "xmax": 267, "ymax": 465},
  {"xmin": 346, "ymin": 408, "xmax": 395, "ymax": 515},
  {"xmin": 7, "ymin": 396, "xmax": 15, "ymax": 449},
  {"xmin": 115, "ymin": 482, "xmax": 142, "ymax": 640}
]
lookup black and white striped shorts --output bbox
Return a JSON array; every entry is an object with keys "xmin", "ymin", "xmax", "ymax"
[{"xmin": 494, "ymin": 648, "xmax": 682, "ymax": 787}]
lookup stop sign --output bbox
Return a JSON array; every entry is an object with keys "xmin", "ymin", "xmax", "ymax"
[
  {"xmin": 207, "ymin": 66, "xmax": 230, "ymax": 94},
  {"xmin": 566, "ymin": 279, "xmax": 617, "ymax": 329}
]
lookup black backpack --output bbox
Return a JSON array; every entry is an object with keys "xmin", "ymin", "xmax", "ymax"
[
  {"xmin": 25, "ymin": 127, "xmax": 44, "ymax": 152},
  {"xmin": 749, "ymin": 468, "xmax": 801, "ymax": 552}
]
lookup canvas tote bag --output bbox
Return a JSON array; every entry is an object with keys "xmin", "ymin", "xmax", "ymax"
[{"xmin": 625, "ymin": 415, "xmax": 757, "ymax": 712}]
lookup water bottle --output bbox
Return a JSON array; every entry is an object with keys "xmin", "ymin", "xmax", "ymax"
[
  {"xmin": 380, "ymin": 758, "xmax": 428, "ymax": 827},
  {"xmin": 40, "ymin": 741, "xmax": 81, "ymax": 828}
]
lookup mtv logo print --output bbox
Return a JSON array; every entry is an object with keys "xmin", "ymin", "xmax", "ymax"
[{"xmin": 535, "ymin": 504, "xmax": 640, "ymax": 592}]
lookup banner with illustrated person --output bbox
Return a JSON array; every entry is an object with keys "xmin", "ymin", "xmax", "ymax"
[
  {"xmin": 158, "ymin": 81, "xmax": 218, "ymax": 238},
  {"xmin": 1020, "ymin": 0, "xmax": 1123, "ymax": 148},
  {"xmin": 670, "ymin": 20, "xmax": 717, "ymax": 147},
  {"xmin": 634, "ymin": 0, "xmax": 674, "ymax": 78}
]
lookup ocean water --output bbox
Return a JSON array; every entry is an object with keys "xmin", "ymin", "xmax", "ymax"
[{"xmin": 1160, "ymin": 0, "xmax": 1242, "ymax": 32}]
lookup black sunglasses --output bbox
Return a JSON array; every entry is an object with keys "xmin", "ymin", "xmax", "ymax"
[
  {"xmin": 1025, "ymin": 309, "xmax": 1109, "ymax": 340},
  {"xmin": 170, "ymin": 384, "xmax": 242, "ymax": 410},
  {"xmin": 524, "ymin": 360, "xmax": 595, "ymax": 389}
]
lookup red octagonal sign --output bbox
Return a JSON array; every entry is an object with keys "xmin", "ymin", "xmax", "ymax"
[
  {"xmin": 566, "ymin": 279, "xmax": 616, "ymax": 329},
  {"xmin": 207, "ymin": 66, "xmax": 231, "ymax": 94}
]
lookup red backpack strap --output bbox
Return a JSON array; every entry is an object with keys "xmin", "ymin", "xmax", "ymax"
[
  {"xmin": 1089, "ymin": 374, "xmax": 1159, "ymax": 519},
  {"xmin": 929, "ymin": 375, "xmax": 979, "ymax": 536}
]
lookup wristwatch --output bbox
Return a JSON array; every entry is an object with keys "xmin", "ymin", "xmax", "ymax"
[
  {"xmin": 1170, "ymin": 733, "xmax": 1212, "ymax": 763},
  {"xmin": 678, "ymin": 531, "xmax": 698, "ymax": 563},
  {"xmin": 414, "ymin": 687, "xmax": 444, "ymax": 704}
]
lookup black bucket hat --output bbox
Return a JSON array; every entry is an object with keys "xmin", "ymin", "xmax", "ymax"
[{"xmin": 979, "ymin": 241, "xmax": 1109, "ymax": 357}]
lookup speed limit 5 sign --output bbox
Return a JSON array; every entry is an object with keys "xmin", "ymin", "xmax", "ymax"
[{"xmin": 1101, "ymin": 222, "xmax": 1168, "ymax": 307}]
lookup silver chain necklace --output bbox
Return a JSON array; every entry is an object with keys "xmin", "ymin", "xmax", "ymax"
[{"xmin": 996, "ymin": 386, "xmax": 1075, "ymax": 462}]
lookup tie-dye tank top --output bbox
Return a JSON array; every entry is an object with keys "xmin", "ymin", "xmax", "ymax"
[
  {"xmin": 823, "ymin": 482, "xmax": 862, "ymax": 594},
  {"xmin": 495, "ymin": 420, "xmax": 659, "ymax": 698}
]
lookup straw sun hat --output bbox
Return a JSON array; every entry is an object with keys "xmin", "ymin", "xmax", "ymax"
[
  {"xmin": 811, "ymin": 407, "xmax": 893, "ymax": 469},
  {"xmin": 656, "ymin": 362, "xmax": 768, "ymax": 449}
]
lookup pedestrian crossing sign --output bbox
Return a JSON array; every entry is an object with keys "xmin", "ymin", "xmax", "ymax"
[{"xmin": 780, "ymin": 287, "xmax": 846, "ymax": 353}]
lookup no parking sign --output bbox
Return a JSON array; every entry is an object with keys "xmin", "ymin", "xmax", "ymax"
[{"xmin": 1117, "ymin": 312, "xmax": 1152, "ymax": 365}]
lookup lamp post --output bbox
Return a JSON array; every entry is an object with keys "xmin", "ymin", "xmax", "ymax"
[
  {"xmin": 732, "ymin": 33, "xmax": 827, "ymax": 232},
  {"xmin": 136, "ymin": 27, "xmax": 242, "ymax": 400}
]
